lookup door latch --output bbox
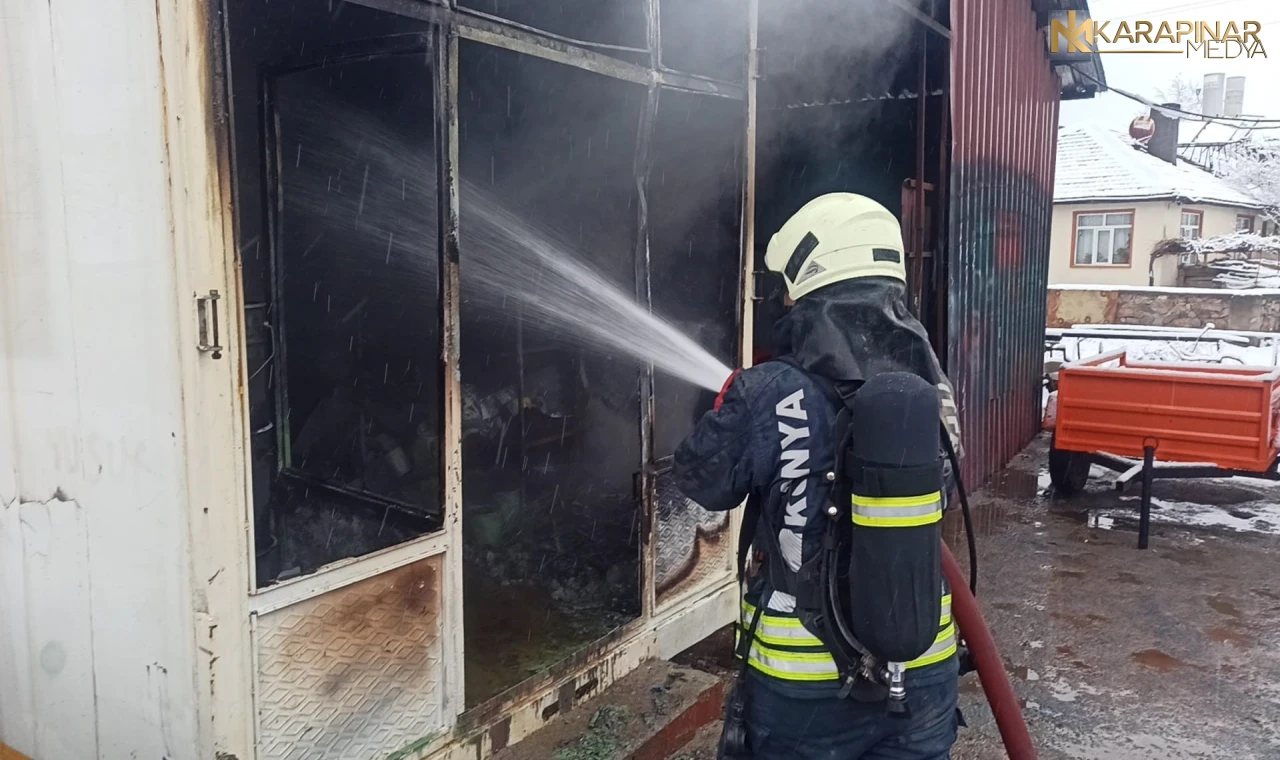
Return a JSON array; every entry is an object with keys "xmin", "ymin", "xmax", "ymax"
[{"xmin": 196, "ymin": 290, "xmax": 224, "ymax": 360}]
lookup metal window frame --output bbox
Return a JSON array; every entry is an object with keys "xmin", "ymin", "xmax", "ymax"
[
  {"xmin": 1071, "ymin": 209, "xmax": 1135, "ymax": 267},
  {"xmin": 230, "ymin": 0, "xmax": 754, "ymax": 740},
  {"xmin": 1180, "ymin": 208, "xmax": 1204, "ymax": 239},
  {"xmin": 409, "ymin": 0, "xmax": 752, "ymax": 725},
  {"xmin": 346, "ymin": 0, "xmax": 745, "ymax": 99},
  {"xmin": 254, "ymin": 36, "xmax": 448, "ymax": 600}
]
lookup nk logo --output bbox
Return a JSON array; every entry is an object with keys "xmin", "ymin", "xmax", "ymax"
[
  {"xmin": 1049, "ymin": 11, "xmax": 1095, "ymax": 54},
  {"xmin": 1048, "ymin": 10, "xmax": 1267, "ymax": 59}
]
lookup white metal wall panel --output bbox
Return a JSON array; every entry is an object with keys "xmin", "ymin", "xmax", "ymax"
[
  {"xmin": 0, "ymin": 0, "xmax": 205, "ymax": 756},
  {"xmin": 253, "ymin": 556, "xmax": 447, "ymax": 760}
]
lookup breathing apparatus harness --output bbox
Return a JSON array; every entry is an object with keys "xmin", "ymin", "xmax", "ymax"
[
  {"xmin": 722, "ymin": 360, "xmax": 977, "ymax": 757},
  {"xmin": 720, "ymin": 192, "xmax": 979, "ymax": 758}
]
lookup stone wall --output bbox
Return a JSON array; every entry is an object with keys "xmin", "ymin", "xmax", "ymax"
[{"xmin": 1047, "ymin": 286, "xmax": 1280, "ymax": 332}]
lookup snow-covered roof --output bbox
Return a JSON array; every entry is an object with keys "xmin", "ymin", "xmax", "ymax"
[
  {"xmin": 1054, "ymin": 124, "xmax": 1265, "ymax": 209},
  {"xmin": 1152, "ymin": 232, "xmax": 1280, "ymax": 257}
]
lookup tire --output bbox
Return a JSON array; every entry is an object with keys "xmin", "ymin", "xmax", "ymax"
[{"xmin": 1049, "ymin": 434, "xmax": 1090, "ymax": 496}]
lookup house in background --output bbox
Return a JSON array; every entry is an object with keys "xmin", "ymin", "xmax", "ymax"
[{"xmin": 1050, "ymin": 121, "xmax": 1267, "ymax": 287}]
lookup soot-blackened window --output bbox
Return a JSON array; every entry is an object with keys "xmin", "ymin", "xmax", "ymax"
[
  {"xmin": 456, "ymin": 42, "xmax": 645, "ymax": 706},
  {"xmin": 273, "ymin": 54, "xmax": 441, "ymax": 529},
  {"xmin": 226, "ymin": 0, "xmax": 443, "ymax": 588}
]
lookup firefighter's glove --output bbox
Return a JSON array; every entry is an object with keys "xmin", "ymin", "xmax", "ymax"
[{"xmin": 714, "ymin": 369, "xmax": 743, "ymax": 411}]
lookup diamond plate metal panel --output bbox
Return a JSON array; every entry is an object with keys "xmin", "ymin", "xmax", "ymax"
[
  {"xmin": 254, "ymin": 556, "xmax": 445, "ymax": 760},
  {"xmin": 654, "ymin": 468, "xmax": 731, "ymax": 607}
]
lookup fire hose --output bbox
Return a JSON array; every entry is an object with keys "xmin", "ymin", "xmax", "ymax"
[
  {"xmin": 942, "ymin": 435, "xmax": 1037, "ymax": 760},
  {"xmin": 942, "ymin": 542, "xmax": 1038, "ymax": 760},
  {"xmin": 936, "ymin": 424, "xmax": 1034, "ymax": 757}
]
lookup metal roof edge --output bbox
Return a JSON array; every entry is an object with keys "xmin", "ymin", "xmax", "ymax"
[
  {"xmin": 1053, "ymin": 195, "xmax": 1266, "ymax": 209},
  {"xmin": 1053, "ymin": 194, "xmax": 1173, "ymax": 205}
]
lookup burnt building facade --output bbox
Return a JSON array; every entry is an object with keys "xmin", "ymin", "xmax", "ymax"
[
  {"xmin": 213, "ymin": 0, "xmax": 1103, "ymax": 756},
  {"xmin": 0, "ymin": 1, "xmax": 1101, "ymax": 760}
]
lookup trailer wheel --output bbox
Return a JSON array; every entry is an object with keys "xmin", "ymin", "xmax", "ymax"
[{"xmin": 1049, "ymin": 435, "xmax": 1090, "ymax": 496}]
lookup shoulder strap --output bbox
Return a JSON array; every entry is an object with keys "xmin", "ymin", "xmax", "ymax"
[
  {"xmin": 773, "ymin": 355, "xmax": 845, "ymax": 407},
  {"xmin": 736, "ymin": 492, "xmax": 761, "ymax": 582}
]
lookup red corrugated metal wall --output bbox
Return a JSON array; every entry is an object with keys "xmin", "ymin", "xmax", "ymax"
[{"xmin": 949, "ymin": 0, "xmax": 1061, "ymax": 487}]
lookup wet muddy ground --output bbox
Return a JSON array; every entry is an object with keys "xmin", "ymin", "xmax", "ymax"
[{"xmin": 949, "ymin": 434, "xmax": 1280, "ymax": 759}]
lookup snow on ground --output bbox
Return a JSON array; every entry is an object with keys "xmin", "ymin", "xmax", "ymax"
[
  {"xmin": 1211, "ymin": 259, "xmax": 1280, "ymax": 290},
  {"xmin": 1050, "ymin": 335, "xmax": 1278, "ymax": 367},
  {"xmin": 1091, "ymin": 495, "xmax": 1280, "ymax": 539}
]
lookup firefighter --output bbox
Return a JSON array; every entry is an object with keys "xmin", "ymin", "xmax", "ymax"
[{"xmin": 673, "ymin": 193, "xmax": 962, "ymax": 760}]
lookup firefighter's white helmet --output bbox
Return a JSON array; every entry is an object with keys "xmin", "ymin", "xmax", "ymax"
[{"xmin": 764, "ymin": 193, "xmax": 906, "ymax": 301}]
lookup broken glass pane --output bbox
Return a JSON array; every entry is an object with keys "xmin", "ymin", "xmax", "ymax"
[{"xmin": 272, "ymin": 54, "xmax": 441, "ymax": 580}]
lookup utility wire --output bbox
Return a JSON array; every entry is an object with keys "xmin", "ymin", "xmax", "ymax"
[{"xmin": 1070, "ymin": 66, "xmax": 1280, "ymax": 128}]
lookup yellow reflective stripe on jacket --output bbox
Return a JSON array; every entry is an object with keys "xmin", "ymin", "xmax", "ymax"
[
  {"xmin": 851, "ymin": 491, "xmax": 943, "ymax": 528},
  {"xmin": 905, "ymin": 623, "xmax": 958, "ymax": 670},
  {"xmin": 741, "ymin": 638, "xmax": 840, "ymax": 682},
  {"xmin": 738, "ymin": 583, "xmax": 957, "ymax": 682},
  {"xmin": 740, "ymin": 601, "xmax": 824, "ymax": 648},
  {"xmin": 742, "ymin": 625, "xmax": 957, "ymax": 680}
]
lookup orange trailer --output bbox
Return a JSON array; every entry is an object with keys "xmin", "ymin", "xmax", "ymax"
[{"xmin": 1046, "ymin": 349, "xmax": 1280, "ymax": 548}]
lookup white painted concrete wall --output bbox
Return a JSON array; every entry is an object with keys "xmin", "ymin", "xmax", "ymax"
[
  {"xmin": 0, "ymin": 1, "xmax": 225, "ymax": 757},
  {"xmin": 1049, "ymin": 200, "xmax": 1263, "ymax": 287}
]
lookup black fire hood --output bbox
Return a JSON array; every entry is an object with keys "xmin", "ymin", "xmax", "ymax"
[{"xmin": 772, "ymin": 277, "xmax": 948, "ymax": 391}]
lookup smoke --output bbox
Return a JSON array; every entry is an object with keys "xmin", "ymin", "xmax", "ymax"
[
  {"xmin": 275, "ymin": 78, "xmax": 732, "ymax": 392},
  {"xmin": 257, "ymin": 0, "xmax": 929, "ymax": 393},
  {"xmin": 754, "ymin": 0, "xmax": 931, "ymax": 228},
  {"xmin": 760, "ymin": 0, "xmax": 924, "ymax": 102}
]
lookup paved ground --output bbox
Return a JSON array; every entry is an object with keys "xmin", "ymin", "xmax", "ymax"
[
  {"xmin": 675, "ymin": 434, "xmax": 1280, "ymax": 759},
  {"xmin": 950, "ymin": 435, "xmax": 1280, "ymax": 759}
]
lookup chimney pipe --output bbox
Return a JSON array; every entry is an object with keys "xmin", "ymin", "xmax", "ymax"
[
  {"xmin": 1149, "ymin": 103, "xmax": 1180, "ymax": 165},
  {"xmin": 1202, "ymin": 73, "xmax": 1225, "ymax": 118},
  {"xmin": 1224, "ymin": 76, "xmax": 1246, "ymax": 118}
]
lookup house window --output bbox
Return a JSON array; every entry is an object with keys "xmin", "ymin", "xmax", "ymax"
[
  {"xmin": 1180, "ymin": 210, "xmax": 1202, "ymax": 239},
  {"xmin": 1237, "ymin": 214, "xmax": 1256, "ymax": 233},
  {"xmin": 1074, "ymin": 212, "xmax": 1134, "ymax": 266}
]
